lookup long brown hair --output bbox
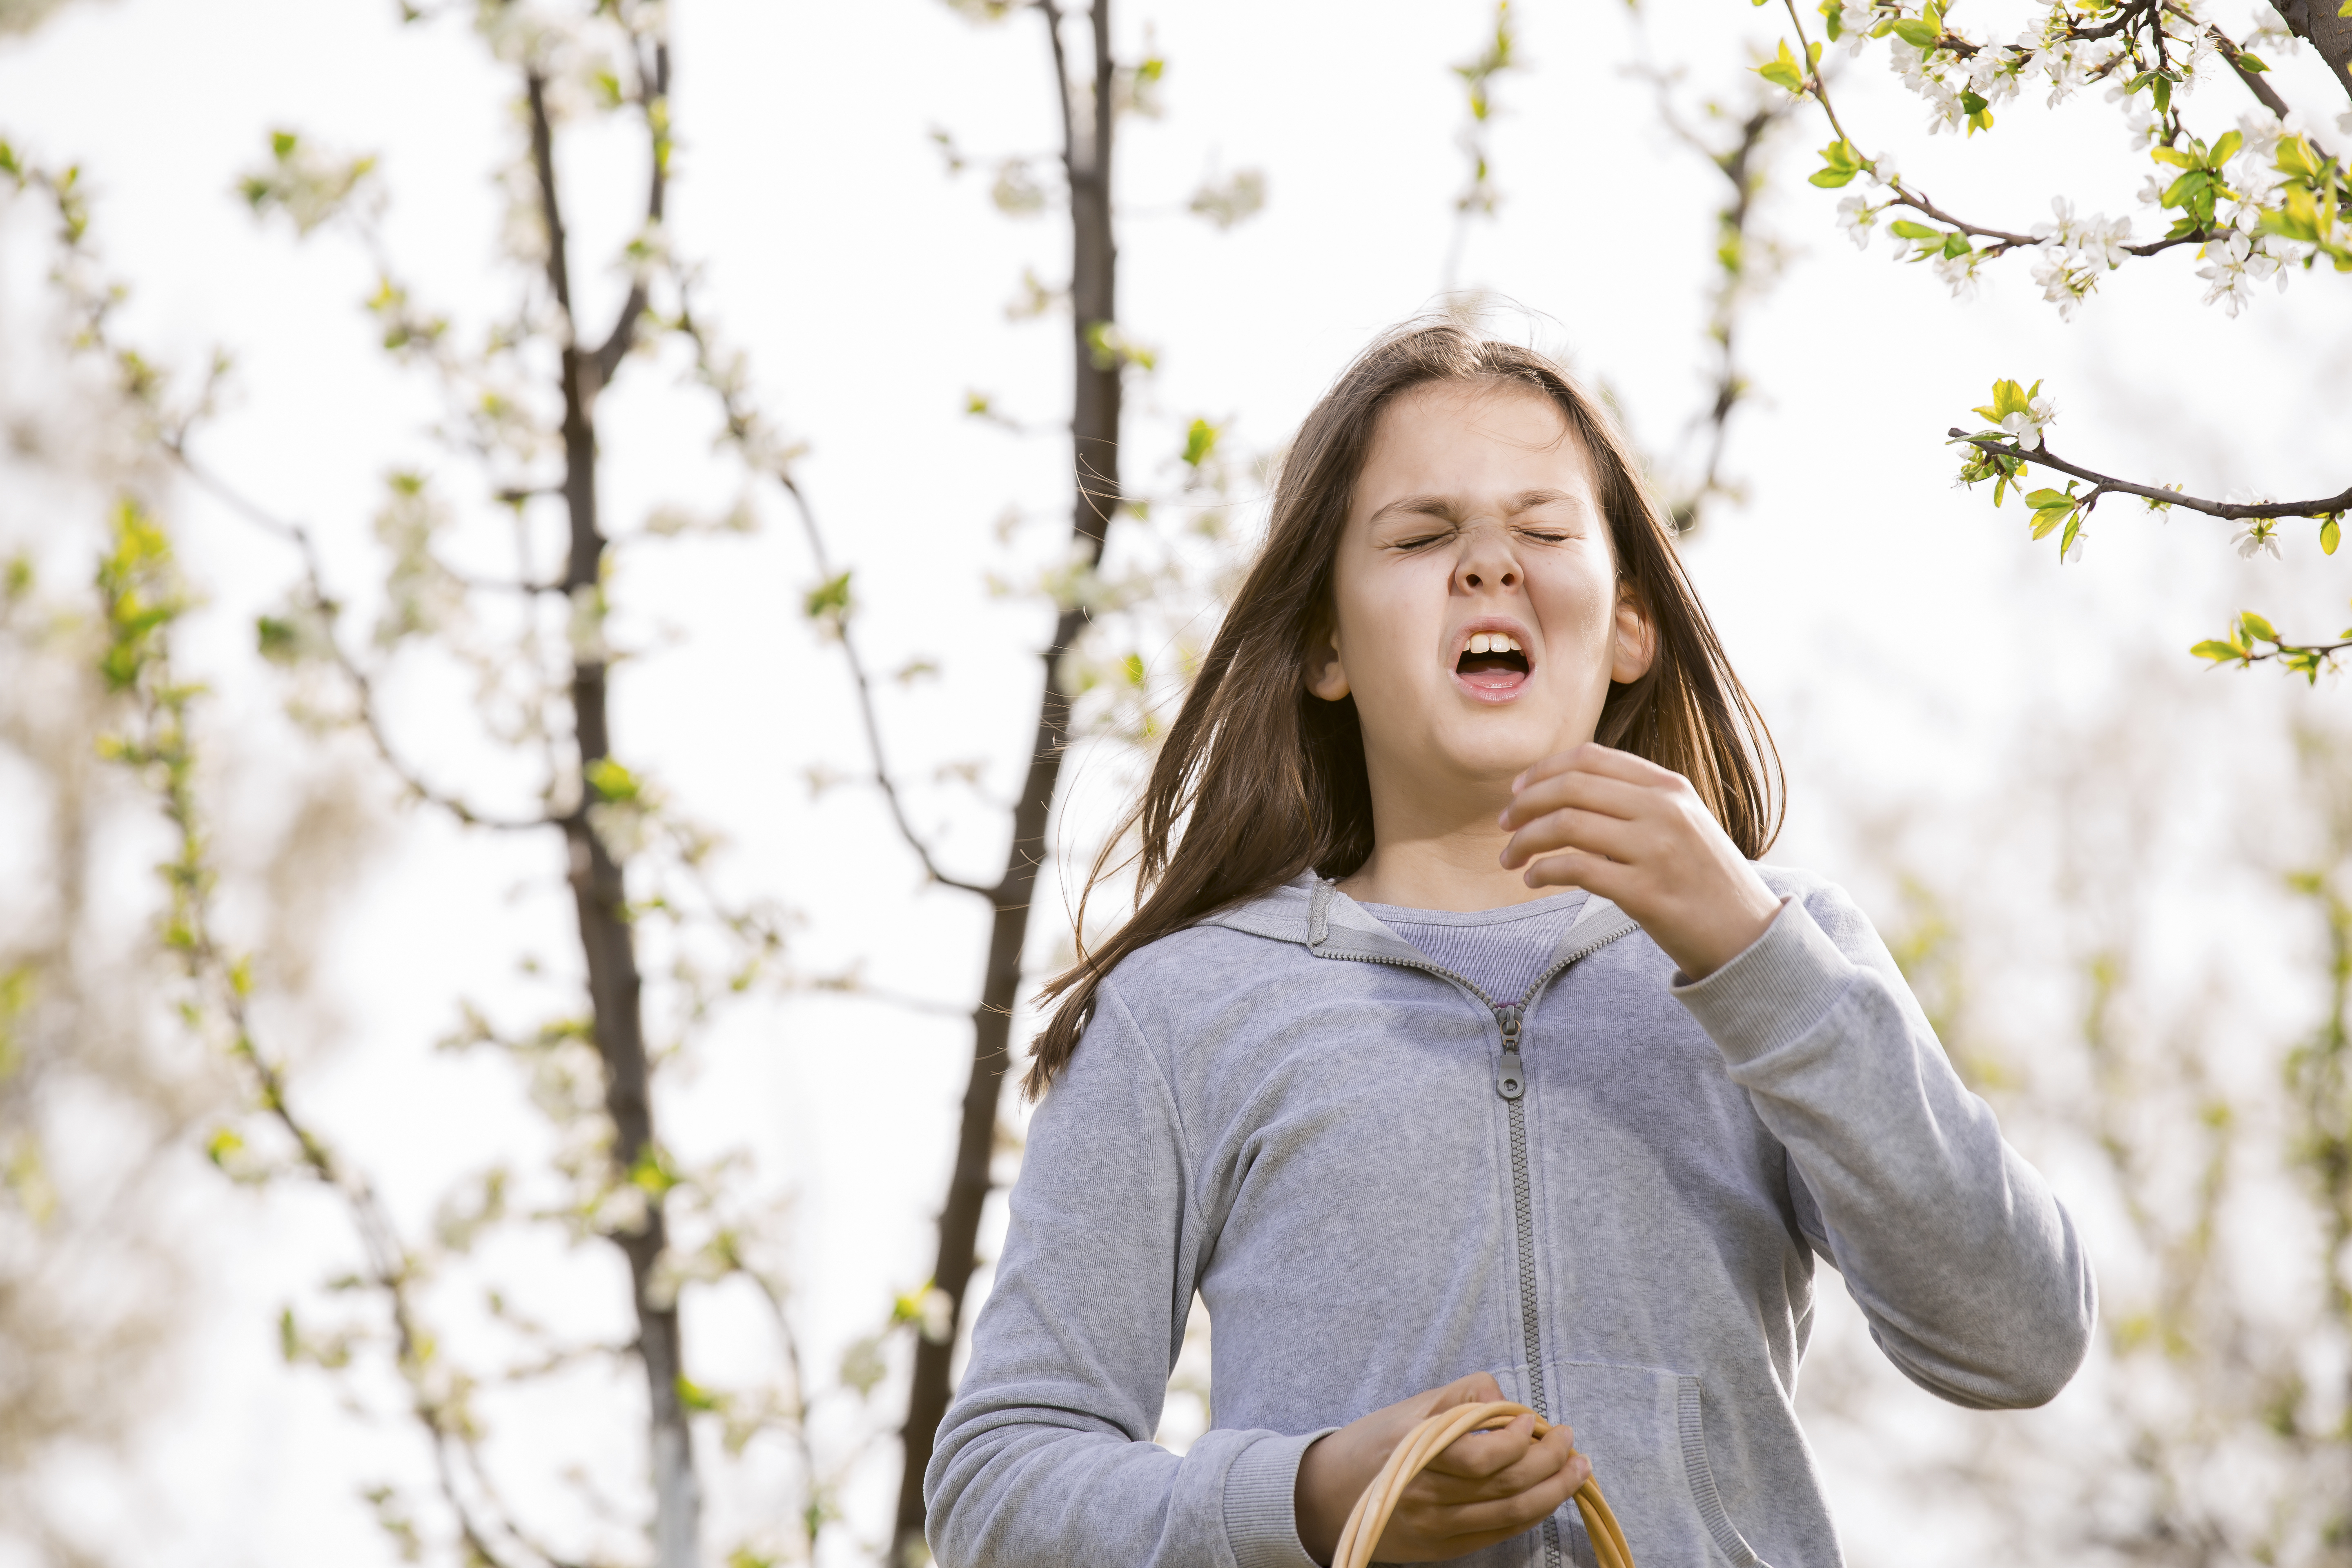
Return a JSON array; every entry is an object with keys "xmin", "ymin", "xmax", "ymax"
[{"xmin": 1025, "ymin": 319, "xmax": 1782, "ymax": 1097}]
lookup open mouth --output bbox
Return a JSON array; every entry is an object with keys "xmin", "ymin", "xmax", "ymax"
[{"xmin": 1454, "ymin": 630, "xmax": 1532, "ymax": 697}]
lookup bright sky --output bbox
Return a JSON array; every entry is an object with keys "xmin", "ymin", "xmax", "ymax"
[{"xmin": 4, "ymin": 1, "xmax": 2351, "ymax": 1564}]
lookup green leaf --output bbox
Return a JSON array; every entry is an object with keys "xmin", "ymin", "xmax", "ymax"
[
  {"xmin": 1891, "ymin": 17, "xmax": 1939, "ymax": 46},
  {"xmin": 586, "ymin": 758, "xmax": 640, "ymax": 803},
  {"xmin": 677, "ymin": 1376, "xmax": 721, "ymax": 1414},
  {"xmin": 2323, "ymin": 517, "xmax": 2341, "ymax": 556},
  {"xmin": 1181, "ymin": 417, "xmax": 1219, "ymax": 468},
  {"xmin": 2237, "ymin": 50, "xmax": 2270, "ymax": 72},
  {"xmin": 1756, "ymin": 39, "xmax": 1806, "ymax": 92},
  {"xmin": 1889, "ymin": 219, "xmax": 1942, "ymax": 240},
  {"xmin": 1972, "ymin": 377, "xmax": 2032, "ymax": 422},
  {"xmin": 2022, "ymin": 488, "xmax": 2071, "ymax": 510},
  {"xmin": 1810, "ymin": 138, "xmax": 1864, "ymax": 187},
  {"xmin": 2190, "ymin": 639, "xmax": 2245, "ymax": 663},
  {"xmin": 804, "ymin": 570, "xmax": 852, "ymax": 621},
  {"xmin": 2210, "ymin": 130, "xmax": 2243, "ymax": 166},
  {"xmin": 2239, "ymin": 610, "xmax": 2279, "ymax": 644},
  {"xmin": 2149, "ymin": 145, "xmax": 2194, "ymax": 169}
]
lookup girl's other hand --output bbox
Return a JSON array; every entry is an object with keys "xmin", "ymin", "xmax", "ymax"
[
  {"xmin": 1497, "ymin": 742, "xmax": 1782, "ymax": 982},
  {"xmin": 1292, "ymin": 1372, "xmax": 1590, "ymax": 1565}
]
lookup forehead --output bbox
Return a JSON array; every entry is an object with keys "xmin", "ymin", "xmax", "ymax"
[{"xmin": 1357, "ymin": 381, "xmax": 1594, "ymax": 500}]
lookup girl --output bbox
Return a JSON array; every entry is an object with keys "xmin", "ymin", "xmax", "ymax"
[{"xmin": 925, "ymin": 322, "xmax": 2094, "ymax": 1568}]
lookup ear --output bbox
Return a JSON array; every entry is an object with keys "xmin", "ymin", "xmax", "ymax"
[
  {"xmin": 1304, "ymin": 617, "xmax": 1351, "ymax": 702},
  {"xmin": 1609, "ymin": 586, "xmax": 1656, "ymax": 684}
]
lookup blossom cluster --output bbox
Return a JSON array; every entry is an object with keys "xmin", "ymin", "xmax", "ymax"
[
  {"xmin": 1782, "ymin": 0, "xmax": 2352, "ymax": 317},
  {"xmin": 2028, "ymin": 196, "xmax": 2133, "ymax": 318}
]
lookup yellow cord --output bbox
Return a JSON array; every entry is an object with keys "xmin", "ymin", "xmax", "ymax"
[{"xmin": 1332, "ymin": 1401, "xmax": 1634, "ymax": 1568}]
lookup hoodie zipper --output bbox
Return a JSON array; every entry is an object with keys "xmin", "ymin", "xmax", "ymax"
[{"xmin": 1322, "ymin": 923, "xmax": 1633, "ymax": 1568}]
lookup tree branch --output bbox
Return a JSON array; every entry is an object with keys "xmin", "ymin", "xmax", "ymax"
[
  {"xmin": 1946, "ymin": 428, "xmax": 2352, "ymax": 521},
  {"xmin": 1779, "ymin": 0, "xmax": 2243, "ymax": 263},
  {"xmin": 593, "ymin": 36, "xmax": 670, "ymax": 387},
  {"xmin": 2209, "ymin": 26, "xmax": 2294, "ymax": 121}
]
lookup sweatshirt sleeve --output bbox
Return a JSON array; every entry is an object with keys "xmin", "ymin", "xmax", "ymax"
[
  {"xmin": 1671, "ymin": 885, "xmax": 2096, "ymax": 1410},
  {"xmin": 923, "ymin": 980, "xmax": 1327, "ymax": 1568}
]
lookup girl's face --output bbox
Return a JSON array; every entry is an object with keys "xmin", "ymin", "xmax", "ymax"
[{"xmin": 1307, "ymin": 381, "xmax": 1653, "ymax": 816}]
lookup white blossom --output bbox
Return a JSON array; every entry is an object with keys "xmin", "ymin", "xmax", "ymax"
[
  {"xmin": 2064, "ymin": 530, "xmax": 2088, "ymax": 564},
  {"xmin": 2196, "ymin": 231, "xmax": 2282, "ymax": 316},
  {"xmin": 2000, "ymin": 393, "xmax": 2058, "ymax": 450},
  {"xmin": 1836, "ymin": 194, "xmax": 1877, "ymax": 249},
  {"xmin": 2247, "ymin": 2, "xmax": 2297, "ymax": 53},
  {"xmin": 2029, "ymin": 198, "xmax": 2132, "ymax": 318},
  {"xmin": 1934, "ymin": 246, "xmax": 1984, "ymax": 298},
  {"xmin": 2232, "ymin": 519, "xmax": 2283, "ymax": 560}
]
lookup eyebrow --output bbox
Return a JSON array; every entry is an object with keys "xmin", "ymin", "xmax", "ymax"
[{"xmin": 1365, "ymin": 488, "xmax": 1581, "ymax": 528}]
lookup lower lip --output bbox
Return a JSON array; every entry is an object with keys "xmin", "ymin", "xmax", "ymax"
[{"xmin": 1452, "ymin": 666, "xmax": 1532, "ymax": 704}]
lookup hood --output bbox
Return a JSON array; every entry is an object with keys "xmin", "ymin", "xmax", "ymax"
[{"xmin": 1198, "ymin": 869, "xmax": 1641, "ymax": 971}]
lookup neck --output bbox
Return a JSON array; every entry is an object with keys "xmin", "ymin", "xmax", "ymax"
[{"xmin": 1336, "ymin": 788, "xmax": 1557, "ymax": 913}]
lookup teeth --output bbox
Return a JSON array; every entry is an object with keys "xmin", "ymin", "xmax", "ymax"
[
  {"xmin": 1469, "ymin": 633, "xmax": 1492, "ymax": 654},
  {"xmin": 1501, "ymin": 635, "xmax": 1521, "ymax": 653}
]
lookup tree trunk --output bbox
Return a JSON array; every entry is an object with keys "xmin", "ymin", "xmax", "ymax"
[
  {"xmin": 2282, "ymin": 0, "xmax": 2352, "ymax": 102},
  {"xmin": 889, "ymin": 5, "xmax": 1122, "ymax": 1562},
  {"xmin": 528, "ymin": 67, "xmax": 702, "ymax": 1568}
]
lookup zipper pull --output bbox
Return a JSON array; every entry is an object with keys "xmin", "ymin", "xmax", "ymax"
[{"xmin": 1495, "ymin": 1004, "xmax": 1525, "ymax": 1100}]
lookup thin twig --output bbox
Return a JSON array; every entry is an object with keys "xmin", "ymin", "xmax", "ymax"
[
  {"xmin": 164, "ymin": 444, "xmax": 555, "ymax": 831},
  {"xmin": 672, "ymin": 298, "xmax": 995, "ymax": 898}
]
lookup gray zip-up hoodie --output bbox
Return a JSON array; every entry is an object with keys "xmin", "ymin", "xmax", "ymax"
[{"xmin": 927, "ymin": 868, "xmax": 2094, "ymax": 1568}]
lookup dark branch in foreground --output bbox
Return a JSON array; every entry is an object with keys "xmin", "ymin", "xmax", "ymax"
[{"xmin": 1947, "ymin": 428, "xmax": 2352, "ymax": 521}]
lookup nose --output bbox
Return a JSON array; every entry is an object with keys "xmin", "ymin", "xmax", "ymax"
[{"xmin": 1453, "ymin": 521, "xmax": 1520, "ymax": 594}]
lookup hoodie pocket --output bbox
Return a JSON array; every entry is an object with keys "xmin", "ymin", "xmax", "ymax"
[{"xmin": 1521, "ymin": 1360, "xmax": 1773, "ymax": 1568}]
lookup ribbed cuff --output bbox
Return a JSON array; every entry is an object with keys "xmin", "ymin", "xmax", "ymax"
[
  {"xmin": 1672, "ymin": 897, "xmax": 1854, "ymax": 1065},
  {"xmin": 1223, "ymin": 1429, "xmax": 1332, "ymax": 1568}
]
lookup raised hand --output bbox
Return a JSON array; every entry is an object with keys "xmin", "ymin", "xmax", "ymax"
[{"xmin": 1497, "ymin": 742, "xmax": 1781, "ymax": 981}]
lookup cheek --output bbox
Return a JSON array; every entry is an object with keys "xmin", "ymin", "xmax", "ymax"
[
  {"xmin": 1535, "ymin": 564, "xmax": 1619, "ymax": 658},
  {"xmin": 1335, "ymin": 560, "xmax": 1442, "ymax": 681}
]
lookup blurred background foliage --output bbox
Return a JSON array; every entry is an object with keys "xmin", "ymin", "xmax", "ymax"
[{"xmin": 1, "ymin": 0, "xmax": 2349, "ymax": 1565}]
